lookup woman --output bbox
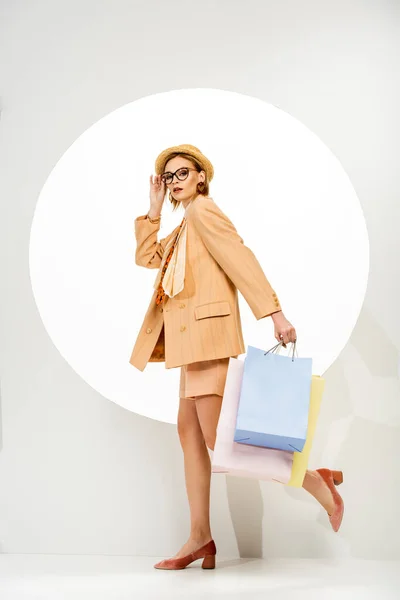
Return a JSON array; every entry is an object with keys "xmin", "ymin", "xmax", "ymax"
[{"xmin": 130, "ymin": 144, "xmax": 344, "ymax": 570}]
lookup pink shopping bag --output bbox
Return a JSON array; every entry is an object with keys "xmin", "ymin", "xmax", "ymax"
[{"xmin": 212, "ymin": 357, "xmax": 294, "ymax": 483}]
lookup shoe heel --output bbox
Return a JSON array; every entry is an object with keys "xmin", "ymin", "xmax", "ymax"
[
  {"xmin": 332, "ymin": 470, "xmax": 343, "ymax": 486},
  {"xmin": 202, "ymin": 554, "xmax": 216, "ymax": 569}
]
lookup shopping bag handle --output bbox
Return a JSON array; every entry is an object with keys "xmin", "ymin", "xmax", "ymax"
[{"xmin": 263, "ymin": 340, "xmax": 298, "ymax": 362}]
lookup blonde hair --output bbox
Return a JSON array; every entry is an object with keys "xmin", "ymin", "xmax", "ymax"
[{"xmin": 163, "ymin": 152, "xmax": 210, "ymax": 212}]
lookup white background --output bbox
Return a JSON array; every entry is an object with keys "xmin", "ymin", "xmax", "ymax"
[
  {"xmin": 0, "ymin": 0, "xmax": 399, "ymax": 559},
  {"xmin": 28, "ymin": 88, "xmax": 368, "ymax": 422}
]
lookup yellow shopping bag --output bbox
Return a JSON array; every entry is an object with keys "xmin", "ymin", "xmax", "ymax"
[{"xmin": 287, "ymin": 375, "xmax": 325, "ymax": 487}]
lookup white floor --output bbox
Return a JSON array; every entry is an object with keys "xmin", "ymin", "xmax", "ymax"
[{"xmin": 0, "ymin": 556, "xmax": 399, "ymax": 599}]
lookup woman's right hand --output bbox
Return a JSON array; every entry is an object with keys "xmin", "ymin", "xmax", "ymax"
[{"xmin": 149, "ymin": 174, "xmax": 166, "ymax": 216}]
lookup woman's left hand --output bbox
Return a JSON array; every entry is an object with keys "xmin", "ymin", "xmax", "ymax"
[{"xmin": 272, "ymin": 311, "xmax": 297, "ymax": 347}]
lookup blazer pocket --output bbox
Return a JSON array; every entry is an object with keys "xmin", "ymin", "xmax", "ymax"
[{"xmin": 194, "ymin": 300, "xmax": 231, "ymax": 320}]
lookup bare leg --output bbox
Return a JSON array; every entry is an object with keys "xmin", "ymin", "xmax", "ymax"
[
  {"xmin": 170, "ymin": 396, "xmax": 214, "ymax": 559},
  {"xmin": 174, "ymin": 392, "xmax": 336, "ymax": 553}
]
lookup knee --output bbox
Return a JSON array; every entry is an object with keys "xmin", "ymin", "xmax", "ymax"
[
  {"xmin": 177, "ymin": 419, "xmax": 215, "ymax": 452},
  {"xmin": 177, "ymin": 417, "xmax": 192, "ymax": 441},
  {"xmin": 177, "ymin": 409, "xmax": 200, "ymax": 443}
]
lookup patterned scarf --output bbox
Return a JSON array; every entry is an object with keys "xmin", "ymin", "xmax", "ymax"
[{"xmin": 153, "ymin": 200, "xmax": 193, "ymax": 304}]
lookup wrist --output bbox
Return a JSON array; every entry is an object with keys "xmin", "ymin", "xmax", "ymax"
[
  {"xmin": 271, "ymin": 310, "xmax": 283, "ymax": 321},
  {"xmin": 147, "ymin": 209, "xmax": 161, "ymax": 222}
]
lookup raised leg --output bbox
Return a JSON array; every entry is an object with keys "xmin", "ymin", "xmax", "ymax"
[{"xmin": 194, "ymin": 393, "xmax": 223, "ymax": 453}]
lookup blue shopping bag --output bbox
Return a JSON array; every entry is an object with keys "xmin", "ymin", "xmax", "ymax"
[{"xmin": 234, "ymin": 342, "xmax": 312, "ymax": 452}]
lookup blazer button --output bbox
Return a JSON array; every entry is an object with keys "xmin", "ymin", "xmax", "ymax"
[
  {"xmin": 146, "ymin": 327, "xmax": 152, "ymax": 333},
  {"xmin": 179, "ymin": 303, "xmax": 185, "ymax": 308},
  {"xmin": 180, "ymin": 325, "xmax": 186, "ymax": 332}
]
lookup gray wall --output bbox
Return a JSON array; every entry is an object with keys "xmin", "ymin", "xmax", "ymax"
[{"xmin": 0, "ymin": 0, "xmax": 399, "ymax": 558}]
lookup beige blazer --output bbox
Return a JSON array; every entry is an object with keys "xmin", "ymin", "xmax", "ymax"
[{"xmin": 129, "ymin": 195, "xmax": 282, "ymax": 371}]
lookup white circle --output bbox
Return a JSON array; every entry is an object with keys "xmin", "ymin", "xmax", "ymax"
[{"xmin": 29, "ymin": 88, "xmax": 369, "ymax": 424}]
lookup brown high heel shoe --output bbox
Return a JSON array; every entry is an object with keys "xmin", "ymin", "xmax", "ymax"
[
  {"xmin": 316, "ymin": 468, "xmax": 344, "ymax": 533},
  {"xmin": 153, "ymin": 539, "xmax": 217, "ymax": 570}
]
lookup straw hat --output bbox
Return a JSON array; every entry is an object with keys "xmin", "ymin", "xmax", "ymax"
[{"xmin": 155, "ymin": 144, "xmax": 214, "ymax": 182}]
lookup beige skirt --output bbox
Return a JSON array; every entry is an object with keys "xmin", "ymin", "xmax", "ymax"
[{"xmin": 179, "ymin": 356, "xmax": 238, "ymax": 399}]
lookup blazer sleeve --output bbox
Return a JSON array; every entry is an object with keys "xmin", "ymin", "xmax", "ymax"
[
  {"xmin": 134, "ymin": 214, "xmax": 179, "ymax": 269},
  {"xmin": 190, "ymin": 198, "xmax": 283, "ymax": 320}
]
